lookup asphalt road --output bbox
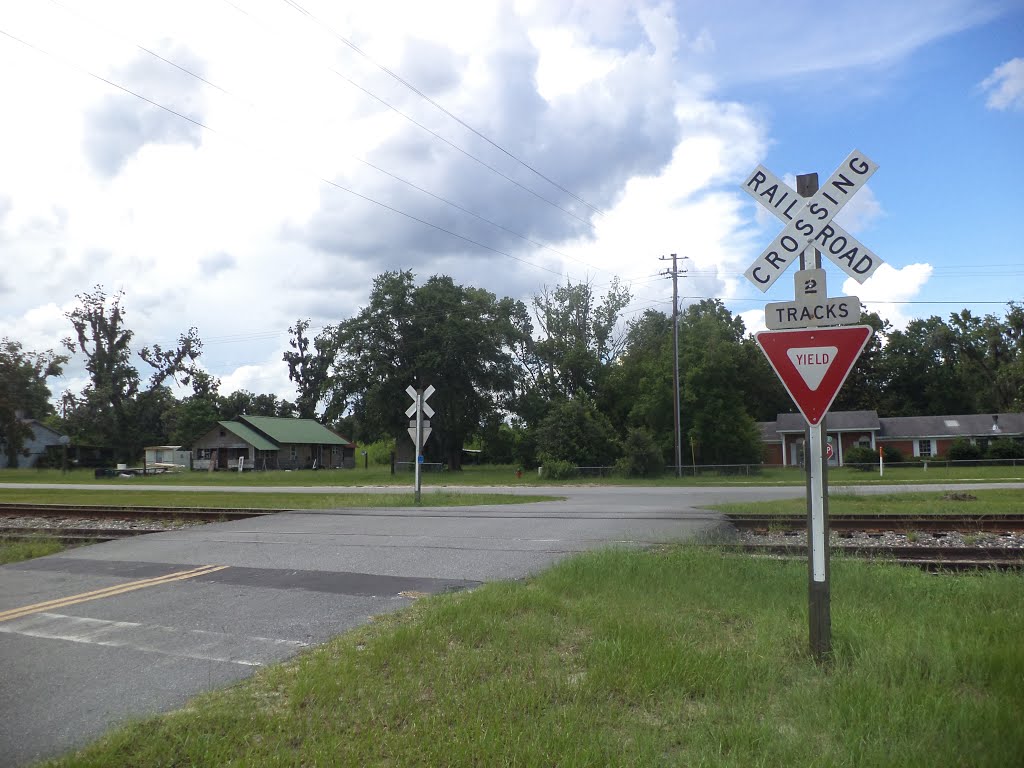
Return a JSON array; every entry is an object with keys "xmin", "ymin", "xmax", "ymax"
[{"xmin": 2, "ymin": 481, "xmax": 1021, "ymax": 766}]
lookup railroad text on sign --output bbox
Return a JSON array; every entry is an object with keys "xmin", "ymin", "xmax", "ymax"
[{"xmin": 743, "ymin": 150, "xmax": 879, "ymax": 292}]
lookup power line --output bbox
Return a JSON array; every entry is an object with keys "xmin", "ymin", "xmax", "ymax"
[
  {"xmin": 0, "ymin": 26, "xmax": 575, "ymax": 281},
  {"xmin": 278, "ymin": 0, "xmax": 607, "ymax": 218},
  {"xmin": 42, "ymin": 0, "xmax": 611, "ymax": 278},
  {"xmin": 222, "ymin": 0, "xmax": 597, "ymax": 230}
]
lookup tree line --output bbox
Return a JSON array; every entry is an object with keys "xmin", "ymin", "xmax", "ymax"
[{"xmin": 1, "ymin": 277, "xmax": 1022, "ymax": 471}]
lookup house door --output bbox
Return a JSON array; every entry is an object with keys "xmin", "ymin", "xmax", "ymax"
[{"xmin": 790, "ymin": 442, "xmax": 804, "ymax": 467}]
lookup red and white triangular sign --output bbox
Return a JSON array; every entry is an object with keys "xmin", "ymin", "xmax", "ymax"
[{"xmin": 755, "ymin": 325, "xmax": 873, "ymax": 426}]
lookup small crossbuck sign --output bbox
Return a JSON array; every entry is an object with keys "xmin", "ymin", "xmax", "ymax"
[{"xmin": 756, "ymin": 326, "xmax": 873, "ymax": 425}]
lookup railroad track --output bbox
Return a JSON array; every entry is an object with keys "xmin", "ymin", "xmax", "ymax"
[
  {"xmin": 0, "ymin": 503, "xmax": 278, "ymax": 522},
  {"xmin": 729, "ymin": 543, "xmax": 1024, "ymax": 571},
  {"xmin": 725, "ymin": 514, "xmax": 1024, "ymax": 533},
  {"xmin": 0, "ymin": 526, "xmax": 167, "ymax": 542},
  {"xmin": 0, "ymin": 503, "xmax": 278, "ymax": 545}
]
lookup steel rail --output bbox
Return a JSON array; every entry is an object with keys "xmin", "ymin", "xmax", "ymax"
[
  {"xmin": 0, "ymin": 503, "xmax": 276, "ymax": 521},
  {"xmin": 728, "ymin": 543, "xmax": 1023, "ymax": 570},
  {"xmin": 725, "ymin": 514, "xmax": 1024, "ymax": 533}
]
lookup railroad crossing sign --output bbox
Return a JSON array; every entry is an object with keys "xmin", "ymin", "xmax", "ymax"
[
  {"xmin": 743, "ymin": 150, "xmax": 885, "ymax": 292},
  {"xmin": 405, "ymin": 385, "xmax": 434, "ymax": 448},
  {"xmin": 405, "ymin": 384, "xmax": 435, "ymax": 504},
  {"xmin": 405, "ymin": 385, "xmax": 435, "ymax": 419},
  {"xmin": 755, "ymin": 325, "xmax": 873, "ymax": 426},
  {"xmin": 743, "ymin": 150, "xmax": 885, "ymax": 662}
]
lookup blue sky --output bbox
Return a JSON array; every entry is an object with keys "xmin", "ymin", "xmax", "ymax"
[
  {"xmin": 0, "ymin": 0, "xmax": 1021, "ymax": 401},
  {"xmin": 719, "ymin": 0, "xmax": 1024, "ymax": 322}
]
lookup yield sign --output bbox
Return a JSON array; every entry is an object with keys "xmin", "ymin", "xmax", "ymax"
[{"xmin": 756, "ymin": 325, "xmax": 873, "ymax": 426}]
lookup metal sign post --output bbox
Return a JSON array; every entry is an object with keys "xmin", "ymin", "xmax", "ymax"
[
  {"xmin": 806, "ymin": 418, "xmax": 830, "ymax": 658},
  {"xmin": 405, "ymin": 385, "xmax": 435, "ymax": 504},
  {"xmin": 744, "ymin": 149, "xmax": 882, "ymax": 661}
]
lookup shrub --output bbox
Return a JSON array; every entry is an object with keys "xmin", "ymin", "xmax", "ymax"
[
  {"xmin": 882, "ymin": 445, "xmax": 904, "ymax": 463},
  {"xmin": 534, "ymin": 396, "xmax": 620, "ymax": 467},
  {"xmin": 986, "ymin": 438, "xmax": 1024, "ymax": 461},
  {"xmin": 946, "ymin": 438, "xmax": 982, "ymax": 462},
  {"xmin": 539, "ymin": 458, "xmax": 576, "ymax": 480},
  {"xmin": 616, "ymin": 428, "xmax": 664, "ymax": 478},
  {"xmin": 843, "ymin": 445, "xmax": 877, "ymax": 470},
  {"xmin": 362, "ymin": 439, "xmax": 396, "ymax": 466}
]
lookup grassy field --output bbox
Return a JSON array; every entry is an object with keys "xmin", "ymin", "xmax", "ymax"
[
  {"xmin": 0, "ymin": 487, "xmax": 560, "ymax": 509},
  {"xmin": 42, "ymin": 545, "xmax": 1024, "ymax": 768},
  {"xmin": 0, "ymin": 537, "xmax": 65, "ymax": 565},
  {"xmin": 3, "ymin": 462, "xmax": 1023, "ymax": 488},
  {"xmin": 715, "ymin": 488, "xmax": 1024, "ymax": 517}
]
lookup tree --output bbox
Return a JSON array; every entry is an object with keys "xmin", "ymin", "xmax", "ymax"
[
  {"xmin": 617, "ymin": 428, "xmax": 665, "ymax": 477},
  {"xmin": 602, "ymin": 310, "xmax": 675, "ymax": 456},
  {"xmin": 62, "ymin": 287, "xmax": 139, "ymax": 451},
  {"xmin": 0, "ymin": 339, "xmax": 67, "ymax": 467},
  {"xmin": 678, "ymin": 301, "xmax": 763, "ymax": 465},
  {"xmin": 944, "ymin": 305, "xmax": 1023, "ymax": 412},
  {"xmin": 62, "ymin": 286, "xmax": 208, "ymax": 461},
  {"xmin": 831, "ymin": 311, "xmax": 888, "ymax": 412},
  {"xmin": 529, "ymin": 277, "xmax": 631, "ymax": 402},
  {"xmin": 324, "ymin": 271, "xmax": 529, "ymax": 469},
  {"xmin": 283, "ymin": 319, "xmax": 334, "ymax": 419},
  {"xmin": 219, "ymin": 390, "xmax": 296, "ymax": 421},
  {"xmin": 878, "ymin": 316, "xmax": 972, "ymax": 416},
  {"xmin": 162, "ymin": 395, "xmax": 221, "ymax": 448},
  {"xmin": 604, "ymin": 302, "xmax": 782, "ymax": 465}
]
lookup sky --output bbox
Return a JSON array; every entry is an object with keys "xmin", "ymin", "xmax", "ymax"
[{"xmin": 1, "ymin": 0, "xmax": 1022, "ymax": 405}]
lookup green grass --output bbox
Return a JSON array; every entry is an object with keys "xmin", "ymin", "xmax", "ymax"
[
  {"xmin": 714, "ymin": 488, "xmax": 1024, "ymax": 517},
  {"xmin": 2, "ymin": 462, "xmax": 1024, "ymax": 487},
  {"xmin": 0, "ymin": 488, "xmax": 560, "ymax": 510},
  {"xmin": 0, "ymin": 537, "xmax": 66, "ymax": 564},
  {"xmin": 4, "ymin": 462, "xmax": 1023, "ymax": 488},
  {"xmin": 42, "ymin": 546, "xmax": 1024, "ymax": 767}
]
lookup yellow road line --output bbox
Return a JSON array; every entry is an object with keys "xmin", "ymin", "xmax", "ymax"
[{"xmin": 0, "ymin": 565, "xmax": 228, "ymax": 623}]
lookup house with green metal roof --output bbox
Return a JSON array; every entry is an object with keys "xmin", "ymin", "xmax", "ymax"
[{"xmin": 191, "ymin": 415, "xmax": 356, "ymax": 471}]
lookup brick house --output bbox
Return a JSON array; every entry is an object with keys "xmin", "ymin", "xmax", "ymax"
[{"xmin": 759, "ymin": 411, "xmax": 1024, "ymax": 467}]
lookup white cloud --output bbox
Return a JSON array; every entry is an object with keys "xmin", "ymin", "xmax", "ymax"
[
  {"xmin": 218, "ymin": 359, "xmax": 296, "ymax": 404},
  {"xmin": 833, "ymin": 185, "xmax": 884, "ymax": 233},
  {"xmin": 0, "ymin": 0, "xmax": 1015, "ymax": 411},
  {"xmin": 738, "ymin": 309, "xmax": 766, "ymax": 336},
  {"xmin": 842, "ymin": 263, "xmax": 934, "ymax": 329},
  {"xmin": 980, "ymin": 57, "xmax": 1024, "ymax": 110}
]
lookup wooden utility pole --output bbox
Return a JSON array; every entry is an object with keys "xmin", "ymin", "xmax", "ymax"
[
  {"xmin": 796, "ymin": 172, "xmax": 831, "ymax": 660},
  {"xmin": 660, "ymin": 254, "xmax": 687, "ymax": 477}
]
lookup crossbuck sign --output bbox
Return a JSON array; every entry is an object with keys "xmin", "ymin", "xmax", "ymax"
[{"xmin": 742, "ymin": 150, "xmax": 885, "ymax": 292}]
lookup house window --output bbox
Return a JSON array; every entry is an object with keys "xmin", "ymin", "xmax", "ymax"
[
  {"xmin": 918, "ymin": 439, "xmax": 933, "ymax": 458},
  {"xmin": 196, "ymin": 449, "xmax": 212, "ymax": 460},
  {"xmin": 290, "ymin": 446, "xmax": 298, "ymax": 460}
]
